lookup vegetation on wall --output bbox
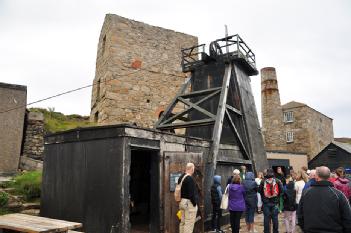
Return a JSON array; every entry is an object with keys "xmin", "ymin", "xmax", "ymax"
[{"xmin": 29, "ymin": 107, "xmax": 95, "ymax": 133}]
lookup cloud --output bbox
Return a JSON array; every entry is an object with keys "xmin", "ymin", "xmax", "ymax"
[{"xmin": 0, "ymin": 0, "xmax": 350, "ymax": 137}]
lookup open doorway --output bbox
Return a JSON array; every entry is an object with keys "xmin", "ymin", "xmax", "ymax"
[{"xmin": 130, "ymin": 149, "xmax": 159, "ymax": 233}]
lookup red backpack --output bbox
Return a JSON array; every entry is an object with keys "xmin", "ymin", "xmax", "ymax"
[{"xmin": 263, "ymin": 179, "xmax": 280, "ymax": 198}]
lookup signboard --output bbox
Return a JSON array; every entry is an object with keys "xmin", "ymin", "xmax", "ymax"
[{"xmin": 169, "ymin": 172, "xmax": 182, "ymax": 192}]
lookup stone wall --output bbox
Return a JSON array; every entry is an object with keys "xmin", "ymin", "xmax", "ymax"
[
  {"xmin": 22, "ymin": 112, "xmax": 45, "ymax": 160},
  {"xmin": 305, "ymin": 107, "xmax": 333, "ymax": 160},
  {"xmin": 90, "ymin": 14, "xmax": 198, "ymax": 128},
  {"xmin": 0, "ymin": 82, "xmax": 27, "ymax": 174},
  {"xmin": 267, "ymin": 151, "xmax": 308, "ymax": 171}
]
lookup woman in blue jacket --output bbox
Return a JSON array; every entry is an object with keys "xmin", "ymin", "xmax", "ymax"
[{"xmin": 243, "ymin": 171, "xmax": 258, "ymax": 233}]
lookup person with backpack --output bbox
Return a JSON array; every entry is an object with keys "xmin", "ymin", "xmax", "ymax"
[
  {"xmin": 259, "ymin": 168, "xmax": 283, "ymax": 233},
  {"xmin": 283, "ymin": 175, "xmax": 297, "ymax": 233},
  {"xmin": 243, "ymin": 172, "xmax": 258, "ymax": 233},
  {"xmin": 177, "ymin": 163, "xmax": 199, "ymax": 233},
  {"xmin": 210, "ymin": 175, "xmax": 224, "ymax": 233}
]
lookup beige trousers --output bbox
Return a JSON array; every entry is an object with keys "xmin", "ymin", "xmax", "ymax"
[{"xmin": 179, "ymin": 198, "xmax": 198, "ymax": 233}]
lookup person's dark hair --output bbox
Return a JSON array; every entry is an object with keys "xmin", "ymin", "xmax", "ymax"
[
  {"xmin": 335, "ymin": 167, "xmax": 345, "ymax": 178},
  {"xmin": 266, "ymin": 168, "xmax": 275, "ymax": 178},
  {"xmin": 316, "ymin": 166, "xmax": 331, "ymax": 180},
  {"xmin": 232, "ymin": 175, "xmax": 241, "ymax": 184}
]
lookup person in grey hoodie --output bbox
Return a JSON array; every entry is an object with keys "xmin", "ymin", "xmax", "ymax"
[
  {"xmin": 211, "ymin": 175, "xmax": 224, "ymax": 232},
  {"xmin": 243, "ymin": 172, "xmax": 258, "ymax": 233}
]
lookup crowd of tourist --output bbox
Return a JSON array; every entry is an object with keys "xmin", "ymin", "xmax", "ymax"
[{"xmin": 177, "ymin": 163, "xmax": 351, "ymax": 233}]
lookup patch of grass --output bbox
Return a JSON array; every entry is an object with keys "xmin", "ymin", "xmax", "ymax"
[
  {"xmin": 8, "ymin": 171, "xmax": 42, "ymax": 201},
  {"xmin": 29, "ymin": 107, "xmax": 95, "ymax": 133},
  {"xmin": 0, "ymin": 192, "xmax": 9, "ymax": 207}
]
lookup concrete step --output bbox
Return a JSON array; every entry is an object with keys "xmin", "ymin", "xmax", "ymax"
[
  {"xmin": 22, "ymin": 202, "xmax": 40, "ymax": 210},
  {"xmin": 20, "ymin": 209, "xmax": 40, "ymax": 216}
]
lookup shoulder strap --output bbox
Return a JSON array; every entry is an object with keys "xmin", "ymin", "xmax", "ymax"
[
  {"xmin": 179, "ymin": 174, "xmax": 189, "ymax": 186},
  {"xmin": 224, "ymin": 184, "xmax": 229, "ymax": 194}
]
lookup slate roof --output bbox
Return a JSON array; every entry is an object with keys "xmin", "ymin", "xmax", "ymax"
[
  {"xmin": 282, "ymin": 101, "xmax": 332, "ymax": 120},
  {"xmin": 333, "ymin": 141, "xmax": 351, "ymax": 154},
  {"xmin": 282, "ymin": 101, "xmax": 306, "ymax": 109}
]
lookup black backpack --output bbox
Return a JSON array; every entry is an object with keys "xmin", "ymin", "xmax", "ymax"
[{"xmin": 283, "ymin": 182, "xmax": 297, "ymax": 211}]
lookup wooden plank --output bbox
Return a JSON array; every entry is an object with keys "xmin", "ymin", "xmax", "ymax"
[
  {"xmin": 177, "ymin": 97, "xmax": 215, "ymax": 119},
  {"xmin": 0, "ymin": 214, "xmax": 82, "ymax": 233},
  {"xmin": 160, "ymin": 89, "xmax": 220, "ymax": 126}
]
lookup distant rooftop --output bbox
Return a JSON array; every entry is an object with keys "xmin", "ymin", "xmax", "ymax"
[
  {"xmin": 282, "ymin": 101, "xmax": 306, "ymax": 109},
  {"xmin": 334, "ymin": 137, "xmax": 351, "ymax": 144},
  {"xmin": 333, "ymin": 141, "xmax": 351, "ymax": 154}
]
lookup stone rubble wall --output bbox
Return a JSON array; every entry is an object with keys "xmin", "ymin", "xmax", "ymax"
[
  {"xmin": 90, "ymin": 14, "xmax": 198, "ymax": 128},
  {"xmin": 22, "ymin": 112, "xmax": 45, "ymax": 161}
]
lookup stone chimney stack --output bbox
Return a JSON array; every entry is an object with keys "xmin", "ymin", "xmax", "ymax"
[{"xmin": 261, "ymin": 67, "xmax": 285, "ymax": 151}]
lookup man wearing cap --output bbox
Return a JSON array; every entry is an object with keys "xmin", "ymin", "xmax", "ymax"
[{"xmin": 259, "ymin": 168, "xmax": 283, "ymax": 233}]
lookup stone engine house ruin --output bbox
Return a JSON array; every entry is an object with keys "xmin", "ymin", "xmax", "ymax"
[{"xmin": 90, "ymin": 14, "xmax": 197, "ymax": 128}]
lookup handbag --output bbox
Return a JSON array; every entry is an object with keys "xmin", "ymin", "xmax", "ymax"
[{"xmin": 220, "ymin": 185, "xmax": 229, "ymax": 210}]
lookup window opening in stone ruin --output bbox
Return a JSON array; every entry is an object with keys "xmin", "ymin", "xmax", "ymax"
[
  {"xmin": 102, "ymin": 35, "xmax": 106, "ymax": 55},
  {"xmin": 146, "ymin": 99, "xmax": 150, "ymax": 103},
  {"xmin": 130, "ymin": 149, "xmax": 159, "ymax": 233},
  {"xmin": 284, "ymin": 111, "xmax": 294, "ymax": 123},
  {"xmin": 94, "ymin": 111, "xmax": 99, "ymax": 123},
  {"xmin": 286, "ymin": 131, "xmax": 294, "ymax": 143}
]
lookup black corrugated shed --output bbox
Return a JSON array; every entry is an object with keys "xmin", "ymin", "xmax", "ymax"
[
  {"xmin": 41, "ymin": 124, "xmax": 255, "ymax": 233},
  {"xmin": 309, "ymin": 141, "xmax": 351, "ymax": 171}
]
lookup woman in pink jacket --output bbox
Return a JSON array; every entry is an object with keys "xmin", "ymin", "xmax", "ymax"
[{"xmin": 334, "ymin": 167, "xmax": 351, "ymax": 201}]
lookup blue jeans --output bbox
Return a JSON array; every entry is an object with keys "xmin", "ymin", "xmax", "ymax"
[
  {"xmin": 263, "ymin": 202, "xmax": 279, "ymax": 233},
  {"xmin": 245, "ymin": 206, "xmax": 255, "ymax": 223}
]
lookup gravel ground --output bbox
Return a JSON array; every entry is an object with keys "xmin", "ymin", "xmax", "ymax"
[{"xmin": 207, "ymin": 212, "xmax": 303, "ymax": 233}]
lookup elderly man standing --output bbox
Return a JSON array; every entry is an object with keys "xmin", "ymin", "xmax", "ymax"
[
  {"xmin": 178, "ymin": 163, "xmax": 199, "ymax": 233},
  {"xmin": 298, "ymin": 166, "xmax": 351, "ymax": 233}
]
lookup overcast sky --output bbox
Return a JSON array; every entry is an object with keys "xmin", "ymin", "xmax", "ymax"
[{"xmin": 0, "ymin": 0, "xmax": 350, "ymax": 137}]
